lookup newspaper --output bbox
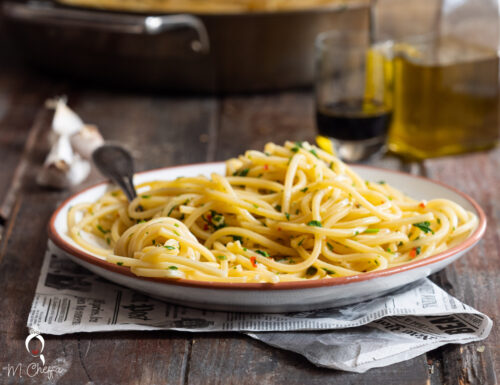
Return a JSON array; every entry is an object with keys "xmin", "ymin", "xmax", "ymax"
[{"xmin": 27, "ymin": 244, "xmax": 492, "ymax": 373}]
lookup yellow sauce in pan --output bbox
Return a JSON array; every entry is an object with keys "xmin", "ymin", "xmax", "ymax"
[{"xmin": 56, "ymin": 0, "xmax": 352, "ymax": 13}]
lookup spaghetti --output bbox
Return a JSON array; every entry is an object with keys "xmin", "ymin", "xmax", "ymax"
[{"xmin": 68, "ymin": 141, "xmax": 478, "ymax": 283}]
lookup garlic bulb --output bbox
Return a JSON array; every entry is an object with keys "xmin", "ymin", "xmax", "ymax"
[{"xmin": 38, "ymin": 97, "xmax": 103, "ymax": 189}]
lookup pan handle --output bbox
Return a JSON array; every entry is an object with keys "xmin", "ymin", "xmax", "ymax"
[{"xmin": 2, "ymin": 1, "xmax": 210, "ymax": 53}]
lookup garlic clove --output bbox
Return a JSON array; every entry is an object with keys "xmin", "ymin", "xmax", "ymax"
[
  {"xmin": 70, "ymin": 124, "xmax": 104, "ymax": 159},
  {"xmin": 37, "ymin": 135, "xmax": 90, "ymax": 189},
  {"xmin": 46, "ymin": 97, "xmax": 84, "ymax": 137}
]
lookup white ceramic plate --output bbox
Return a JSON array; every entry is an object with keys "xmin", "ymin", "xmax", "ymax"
[{"xmin": 48, "ymin": 162, "xmax": 486, "ymax": 313}]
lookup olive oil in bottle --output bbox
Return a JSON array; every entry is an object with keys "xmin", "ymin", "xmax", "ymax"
[{"xmin": 385, "ymin": 38, "xmax": 499, "ymax": 159}]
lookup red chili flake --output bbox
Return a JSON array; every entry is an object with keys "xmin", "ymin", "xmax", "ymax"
[
  {"xmin": 250, "ymin": 256, "xmax": 257, "ymax": 268},
  {"xmin": 419, "ymin": 202, "xmax": 426, "ymax": 209},
  {"xmin": 207, "ymin": 214, "xmax": 212, "ymax": 221},
  {"xmin": 409, "ymin": 248, "xmax": 417, "ymax": 259},
  {"xmin": 203, "ymin": 224, "xmax": 209, "ymax": 230},
  {"xmin": 264, "ymin": 164, "xmax": 269, "ymax": 170},
  {"xmin": 277, "ymin": 227, "xmax": 282, "ymax": 231}
]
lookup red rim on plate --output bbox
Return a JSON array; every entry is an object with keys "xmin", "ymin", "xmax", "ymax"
[{"xmin": 48, "ymin": 162, "xmax": 487, "ymax": 291}]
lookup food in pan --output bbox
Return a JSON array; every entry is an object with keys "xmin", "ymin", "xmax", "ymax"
[
  {"xmin": 56, "ymin": 0, "xmax": 351, "ymax": 13},
  {"xmin": 68, "ymin": 141, "xmax": 477, "ymax": 283}
]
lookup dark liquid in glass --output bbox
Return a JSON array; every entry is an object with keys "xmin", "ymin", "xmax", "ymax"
[{"xmin": 316, "ymin": 100, "xmax": 392, "ymax": 141}]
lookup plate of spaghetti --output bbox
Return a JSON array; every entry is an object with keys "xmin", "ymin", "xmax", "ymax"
[{"xmin": 48, "ymin": 141, "xmax": 486, "ymax": 312}]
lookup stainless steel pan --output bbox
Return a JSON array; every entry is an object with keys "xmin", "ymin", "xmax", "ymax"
[{"xmin": 2, "ymin": 1, "xmax": 369, "ymax": 92}]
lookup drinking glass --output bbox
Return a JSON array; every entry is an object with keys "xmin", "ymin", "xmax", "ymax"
[{"xmin": 314, "ymin": 30, "xmax": 393, "ymax": 162}]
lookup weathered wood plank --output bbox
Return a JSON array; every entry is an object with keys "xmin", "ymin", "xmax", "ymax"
[
  {"xmin": 187, "ymin": 333, "xmax": 431, "ymax": 385},
  {"xmin": 66, "ymin": 91, "xmax": 218, "ymax": 170},
  {"xmin": 0, "ymin": 73, "xmax": 52, "ymax": 221},
  {"xmin": 423, "ymin": 149, "xmax": 500, "ymax": 385},
  {"xmin": 214, "ymin": 93, "xmax": 316, "ymax": 161}
]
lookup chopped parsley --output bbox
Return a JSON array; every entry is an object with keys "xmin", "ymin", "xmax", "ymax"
[
  {"xmin": 327, "ymin": 242, "xmax": 334, "ymax": 251},
  {"xmin": 233, "ymin": 168, "xmax": 250, "ymax": 177},
  {"xmin": 231, "ymin": 235, "xmax": 243, "ymax": 242},
  {"xmin": 252, "ymin": 204, "xmax": 259, "ymax": 209},
  {"xmin": 106, "ymin": 238, "xmax": 111, "ymax": 245},
  {"xmin": 301, "ymin": 187, "xmax": 308, "ymax": 193},
  {"xmin": 173, "ymin": 231, "xmax": 180, "ymax": 236},
  {"xmin": 291, "ymin": 146, "xmax": 300, "ymax": 153},
  {"xmin": 298, "ymin": 238, "xmax": 305, "ymax": 247},
  {"xmin": 416, "ymin": 246, "xmax": 421, "ymax": 255},
  {"xmin": 164, "ymin": 245, "xmax": 176, "ymax": 250},
  {"xmin": 217, "ymin": 255, "xmax": 227, "ymax": 260},
  {"xmin": 307, "ymin": 220, "xmax": 322, "ymax": 227},
  {"xmin": 275, "ymin": 204, "xmax": 282, "ymax": 212},
  {"xmin": 306, "ymin": 266, "xmax": 317, "ymax": 276},
  {"xmin": 285, "ymin": 212, "xmax": 290, "ymax": 221},
  {"xmin": 168, "ymin": 266, "xmax": 178, "ymax": 270},
  {"xmin": 378, "ymin": 180, "xmax": 386, "ymax": 185},
  {"xmin": 437, "ymin": 218, "xmax": 441, "ymax": 224},
  {"xmin": 116, "ymin": 262, "xmax": 123, "ymax": 266},
  {"xmin": 167, "ymin": 205, "xmax": 177, "ymax": 216},
  {"xmin": 210, "ymin": 211, "xmax": 226, "ymax": 230},
  {"xmin": 152, "ymin": 240, "xmax": 156, "ymax": 245},
  {"xmin": 255, "ymin": 250, "xmax": 270, "ymax": 258},
  {"xmin": 96, "ymin": 225, "xmax": 110, "ymax": 234},
  {"xmin": 413, "ymin": 221, "xmax": 434, "ymax": 234},
  {"xmin": 323, "ymin": 268, "xmax": 335, "ymax": 275},
  {"xmin": 141, "ymin": 195, "xmax": 151, "ymax": 199},
  {"xmin": 309, "ymin": 149, "xmax": 319, "ymax": 158},
  {"xmin": 364, "ymin": 228, "xmax": 380, "ymax": 234},
  {"xmin": 294, "ymin": 141, "xmax": 304, "ymax": 148}
]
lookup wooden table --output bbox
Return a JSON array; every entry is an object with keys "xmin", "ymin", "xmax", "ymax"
[{"xmin": 0, "ymin": 41, "xmax": 498, "ymax": 385}]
